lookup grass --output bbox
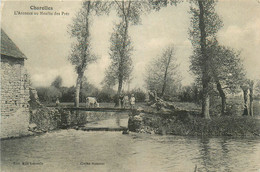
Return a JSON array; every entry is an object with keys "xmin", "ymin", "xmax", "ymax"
[
  {"xmin": 131, "ymin": 112, "xmax": 260, "ymax": 137},
  {"xmin": 128, "ymin": 99, "xmax": 260, "ymax": 137}
]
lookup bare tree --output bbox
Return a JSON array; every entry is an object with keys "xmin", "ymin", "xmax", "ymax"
[
  {"xmin": 145, "ymin": 45, "xmax": 181, "ymax": 98},
  {"xmin": 189, "ymin": 0, "xmax": 223, "ymax": 119}
]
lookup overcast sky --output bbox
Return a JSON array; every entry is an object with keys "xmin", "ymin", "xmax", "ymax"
[{"xmin": 1, "ymin": 0, "xmax": 260, "ymax": 90}]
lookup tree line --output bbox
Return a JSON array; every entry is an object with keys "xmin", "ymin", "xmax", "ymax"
[
  {"xmin": 66, "ymin": 0, "xmax": 258, "ymax": 118},
  {"xmin": 36, "ymin": 76, "xmax": 146, "ymax": 104}
]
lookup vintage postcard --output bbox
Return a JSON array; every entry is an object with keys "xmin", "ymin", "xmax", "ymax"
[{"xmin": 1, "ymin": 0, "xmax": 260, "ymax": 171}]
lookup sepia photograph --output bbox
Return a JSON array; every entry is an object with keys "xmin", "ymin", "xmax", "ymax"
[{"xmin": 1, "ymin": 0, "xmax": 260, "ymax": 171}]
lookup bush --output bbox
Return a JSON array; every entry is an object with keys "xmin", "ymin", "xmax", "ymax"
[
  {"xmin": 130, "ymin": 88, "xmax": 146, "ymax": 102},
  {"xmin": 60, "ymin": 86, "xmax": 75, "ymax": 102},
  {"xmin": 36, "ymin": 86, "xmax": 61, "ymax": 103},
  {"xmin": 178, "ymin": 84, "xmax": 202, "ymax": 103},
  {"xmin": 97, "ymin": 91, "xmax": 115, "ymax": 102},
  {"xmin": 130, "ymin": 111, "xmax": 260, "ymax": 137}
]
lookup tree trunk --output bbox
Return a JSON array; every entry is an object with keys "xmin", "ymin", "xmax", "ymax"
[
  {"xmin": 116, "ymin": 75, "xmax": 123, "ymax": 107},
  {"xmin": 161, "ymin": 57, "xmax": 170, "ymax": 97},
  {"xmin": 115, "ymin": 2, "xmax": 130, "ymax": 107},
  {"xmin": 75, "ymin": 72, "xmax": 83, "ymax": 108},
  {"xmin": 199, "ymin": 0, "xmax": 210, "ymax": 119},
  {"xmin": 216, "ymin": 81, "xmax": 226, "ymax": 116},
  {"xmin": 249, "ymin": 82, "xmax": 254, "ymax": 116},
  {"xmin": 242, "ymin": 88, "xmax": 249, "ymax": 116},
  {"xmin": 202, "ymin": 84, "xmax": 210, "ymax": 119},
  {"xmin": 161, "ymin": 75, "xmax": 167, "ymax": 97}
]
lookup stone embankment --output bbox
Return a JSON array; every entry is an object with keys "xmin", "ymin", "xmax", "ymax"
[{"xmin": 28, "ymin": 107, "xmax": 129, "ymax": 133}]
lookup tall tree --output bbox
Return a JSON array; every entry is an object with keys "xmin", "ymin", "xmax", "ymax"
[
  {"xmin": 208, "ymin": 43, "xmax": 245, "ymax": 115},
  {"xmin": 145, "ymin": 45, "xmax": 181, "ymax": 98},
  {"xmin": 104, "ymin": 0, "xmax": 150, "ymax": 105},
  {"xmin": 189, "ymin": 0, "xmax": 223, "ymax": 119},
  {"xmin": 68, "ymin": 1, "xmax": 107, "ymax": 107},
  {"xmin": 107, "ymin": 20, "xmax": 133, "ymax": 98}
]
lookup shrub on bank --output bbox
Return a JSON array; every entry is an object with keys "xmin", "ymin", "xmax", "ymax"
[{"xmin": 129, "ymin": 111, "xmax": 260, "ymax": 137}]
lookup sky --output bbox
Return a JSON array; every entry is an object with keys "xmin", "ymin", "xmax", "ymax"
[{"xmin": 1, "ymin": 0, "xmax": 260, "ymax": 90}]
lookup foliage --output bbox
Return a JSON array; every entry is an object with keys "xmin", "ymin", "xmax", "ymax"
[
  {"xmin": 254, "ymin": 80, "xmax": 260, "ymax": 99},
  {"xmin": 97, "ymin": 89, "xmax": 116, "ymax": 102},
  {"xmin": 178, "ymin": 84, "xmax": 202, "ymax": 103},
  {"xmin": 51, "ymin": 76, "xmax": 63, "ymax": 89},
  {"xmin": 130, "ymin": 111, "xmax": 260, "ymax": 137},
  {"xmin": 104, "ymin": 1, "xmax": 151, "ymax": 98},
  {"xmin": 130, "ymin": 88, "xmax": 146, "ymax": 102},
  {"xmin": 189, "ymin": 0, "xmax": 223, "ymax": 118},
  {"xmin": 148, "ymin": 0, "xmax": 180, "ymax": 10},
  {"xmin": 189, "ymin": 0, "xmax": 223, "ymax": 81},
  {"xmin": 79, "ymin": 76, "xmax": 99, "ymax": 102},
  {"xmin": 208, "ymin": 43, "xmax": 245, "ymax": 93},
  {"xmin": 104, "ymin": 21, "xmax": 133, "ymax": 89},
  {"xmin": 68, "ymin": 1, "xmax": 102, "ymax": 107},
  {"xmin": 145, "ymin": 45, "xmax": 181, "ymax": 98},
  {"xmin": 68, "ymin": 1, "xmax": 99, "ymax": 72},
  {"xmin": 36, "ymin": 86, "xmax": 62, "ymax": 103},
  {"xmin": 60, "ymin": 86, "xmax": 75, "ymax": 102}
]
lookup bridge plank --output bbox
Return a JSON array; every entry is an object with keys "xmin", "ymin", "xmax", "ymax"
[
  {"xmin": 63, "ymin": 107, "xmax": 133, "ymax": 112},
  {"xmin": 77, "ymin": 127, "xmax": 128, "ymax": 132}
]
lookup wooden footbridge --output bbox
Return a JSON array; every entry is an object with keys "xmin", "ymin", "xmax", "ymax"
[
  {"xmin": 63, "ymin": 107, "xmax": 134, "ymax": 113},
  {"xmin": 62, "ymin": 107, "xmax": 133, "ymax": 132}
]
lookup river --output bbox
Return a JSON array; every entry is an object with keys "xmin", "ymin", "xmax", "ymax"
[{"xmin": 1, "ymin": 116, "xmax": 260, "ymax": 172}]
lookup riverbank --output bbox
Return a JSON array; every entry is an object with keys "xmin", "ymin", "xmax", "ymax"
[
  {"xmin": 29, "ymin": 107, "xmax": 129, "ymax": 131},
  {"xmin": 128, "ymin": 110, "xmax": 260, "ymax": 137}
]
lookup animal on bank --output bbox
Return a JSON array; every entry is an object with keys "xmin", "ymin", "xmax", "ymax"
[{"xmin": 86, "ymin": 97, "xmax": 99, "ymax": 108}]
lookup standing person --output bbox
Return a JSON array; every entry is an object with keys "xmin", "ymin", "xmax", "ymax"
[
  {"xmin": 55, "ymin": 97, "xmax": 60, "ymax": 107},
  {"xmin": 122, "ymin": 95, "xmax": 129, "ymax": 109},
  {"xmin": 119, "ymin": 94, "xmax": 124, "ymax": 108},
  {"xmin": 130, "ymin": 94, "xmax": 135, "ymax": 110}
]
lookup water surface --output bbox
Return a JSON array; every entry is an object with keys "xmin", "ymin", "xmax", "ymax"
[{"xmin": 1, "ymin": 116, "xmax": 260, "ymax": 172}]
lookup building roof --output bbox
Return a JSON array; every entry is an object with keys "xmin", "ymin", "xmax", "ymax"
[{"xmin": 1, "ymin": 29, "xmax": 27, "ymax": 59}]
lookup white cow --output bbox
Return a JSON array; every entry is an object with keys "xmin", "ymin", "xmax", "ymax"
[{"xmin": 86, "ymin": 97, "xmax": 99, "ymax": 108}]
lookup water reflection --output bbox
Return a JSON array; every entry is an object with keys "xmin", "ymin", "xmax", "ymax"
[
  {"xmin": 198, "ymin": 138, "xmax": 211, "ymax": 172},
  {"xmin": 116, "ymin": 115, "xmax": 121, "ymax": 127},
  {"xmin": 1, "ymin": 130, "xmax": 260, "ymax": 172}
]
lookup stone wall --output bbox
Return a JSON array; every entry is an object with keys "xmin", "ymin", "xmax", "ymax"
[
  {"xmin": 29, "ymin": 107, "xmax": 129, "ymax": 131},
  {"xmin": 1, "ymin": 56, "xmax": 30, "ymax": 138}
]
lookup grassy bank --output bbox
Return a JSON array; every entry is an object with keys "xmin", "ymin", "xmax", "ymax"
[{"xmin": 128, "ymin": 111, "xmax": 260, "ymax": 137}]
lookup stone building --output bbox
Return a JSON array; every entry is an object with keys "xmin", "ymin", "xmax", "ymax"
[{"xmin": 1, "ymin": 29, "xmax": 30, "ymax": 138}]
